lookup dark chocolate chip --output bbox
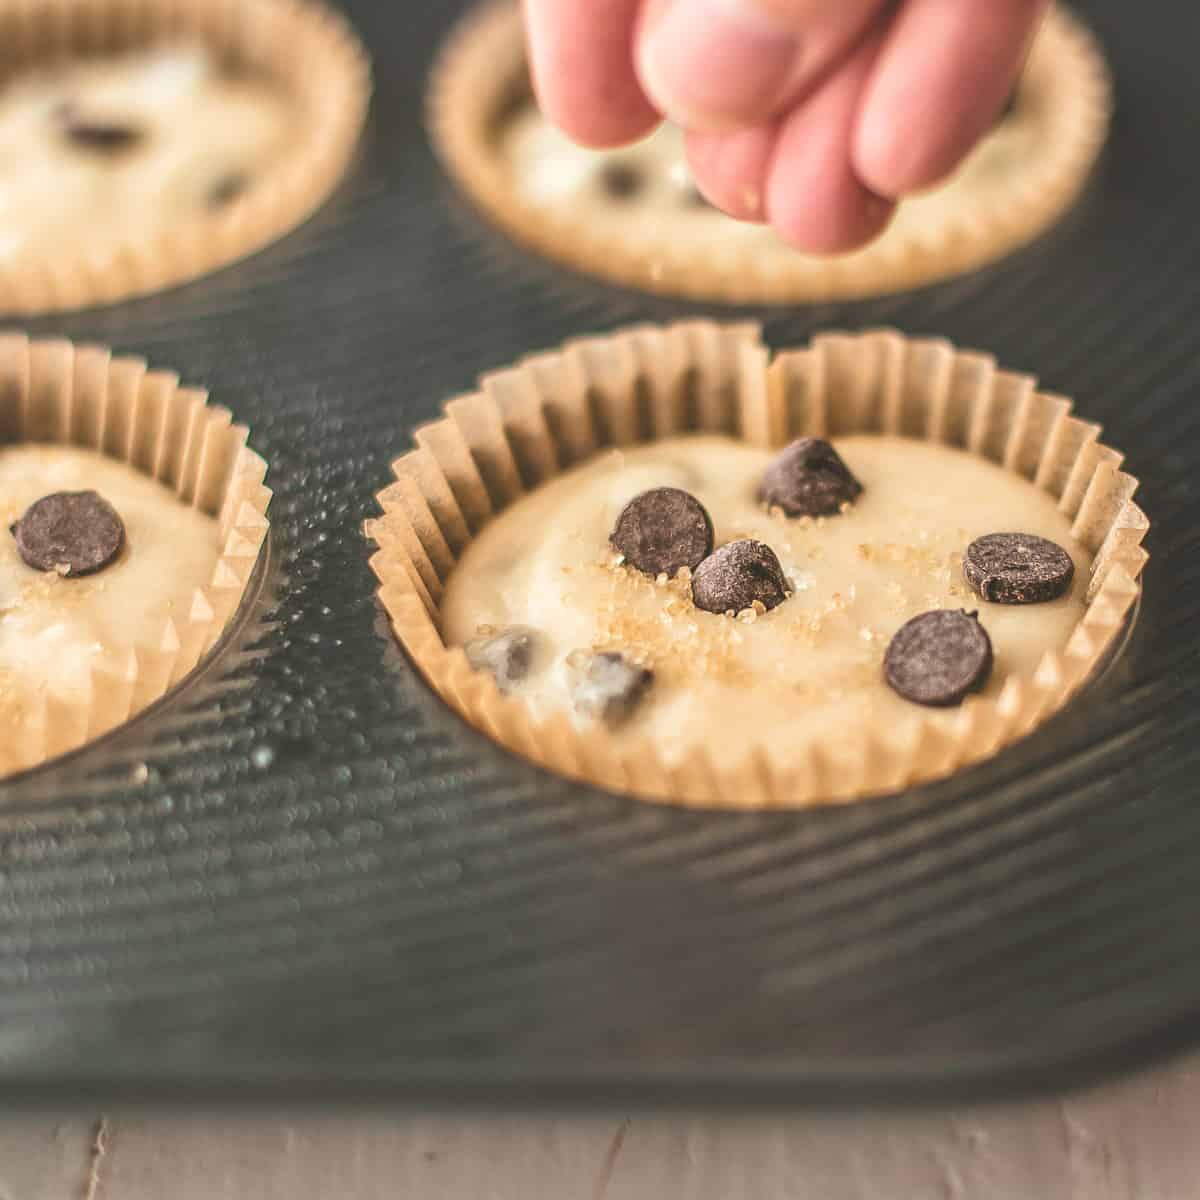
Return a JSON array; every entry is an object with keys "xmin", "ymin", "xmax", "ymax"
[
  {"xmin": 691, "ymin": 539, "xmax": 789, "ymax": 615},
  {"xmin": 464, "ymin": 626, "xmax": 541, "ymax": 691},
  {"xmin": 611, "ymin": 487, "xmax": 714, "ymax": 578},
  {"xmin": 884, "ymin": 610, "xmax": 993, "ymax": 707},
  {"xmin": 12, "ymin": 490, "xmax": 125, "ymax": 576},
  {"xmin": 963, "ymin": 532, "xmax": 1075, "ymax": 605},
  {"xmin": 569, "ymin": 651, "xmax": 653, "ymax": 725},
  {"xmin": 207, "ymin": 171, "xmax": 250, "ymax": 208},
  {"xmin": 600, "ymin": 161, "xmax": 643, "ymax": 199},
  {"xmin": 759, "ymin": 438, "xmax": 863, "ymax": 518},
  {"xmin": 55, "ymin": 102, "xmax": 143, "ymax": 151}
]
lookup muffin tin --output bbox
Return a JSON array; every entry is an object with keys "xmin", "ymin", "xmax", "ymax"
[{"xmin": 2, "ymin": 0, "xmax": 1199, "ymax": 1106}]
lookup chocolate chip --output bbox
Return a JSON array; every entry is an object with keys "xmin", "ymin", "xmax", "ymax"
[
  {"xmin": 464, "ymin": 626, "xmax": 541, "ymax": 691},
  {"xmin": 569, "ymin": 651, "xmax": 653, "ymax": 725},
  {"xmin": 884, "ymin": 610, "xmax": 993, "ymax": 707},
  {"xmin": 759, "ymin": 438, "xmax": 863, "ymax": 518},
  {"xmin": 963, "ymin": 532, "xmax": 1075, "ymax": 605},
  {"xmin": 611, "ymin": 487, "xmax": 714, "ymax": 578},
  {"xmin": 691, "ymin": 539, "xmax": 789, "ymax": 615},
  {"xmin": 600, "ymin": 161, "xmax": 643, "ymax": 199},
  {"xmin": 55, "ymin": 102, "xmax": 143, "ymax": 151},
  {"xmin": 11, "ymin": 490, "xmax": 124, "ymax": 576},
  {"xmin": 207, "ymin": 171, "xmax": 250, "ymax": 208}
]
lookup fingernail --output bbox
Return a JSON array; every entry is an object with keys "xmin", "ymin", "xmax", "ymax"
[{"xmin": 639, "ymin": 0, "xmax": 800, "ymax": 128}]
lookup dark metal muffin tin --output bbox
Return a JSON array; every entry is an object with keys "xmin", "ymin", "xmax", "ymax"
[{"xmin": 3, "ymin": 0, "xmax": 1198, "ymax": 1106}]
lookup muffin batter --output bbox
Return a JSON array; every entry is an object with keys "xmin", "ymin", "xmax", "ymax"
[
  {"xmin": 0, "ymin": 45, "xmax": 300, "ymax": 265},
  {"xmin": 0, "ymin": 445, "xmax": 221, "ymax": 766},
  {"xmin": 441, "ymin": 436, "xmax": 1090, "ymax": 767}
]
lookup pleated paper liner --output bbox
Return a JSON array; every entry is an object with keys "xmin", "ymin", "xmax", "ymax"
[
  {"xmin": 0, "ymin": 335, "xmax": 271, "ymax": 778},
  {"xmin": 368, "ymin": 323, "xmax": 1148, "ymax": 810},
  {"xmin": 429, "ymin": 1, "xmax": 1110, "ymax": 304},
  {"xmin": 0, "ymin": 0, "xmax": 370, "ymax": 315}
]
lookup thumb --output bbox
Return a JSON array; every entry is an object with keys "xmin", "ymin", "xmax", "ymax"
[{"xmin": 636, "ymin": 0, "xmax": 886, "ymax": 131}]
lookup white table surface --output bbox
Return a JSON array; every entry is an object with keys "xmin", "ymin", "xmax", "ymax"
[{"xmin": 5, "ymin": 1050, "xmax": 1199, "ymax": 1199}]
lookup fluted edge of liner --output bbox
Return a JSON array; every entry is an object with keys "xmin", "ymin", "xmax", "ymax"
[{"xmin": 0, "ymin": 333, "xmax": 271, "ymax": 776}]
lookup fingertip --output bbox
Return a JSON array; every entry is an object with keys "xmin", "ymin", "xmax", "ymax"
[
  {"xmin": 852, "ymin": 111, "xmax": 920, "ymax": 199},
  {"xmin": 851, "ymin": 83, "xmax": 978, "ymax": 197},
  {"xmin": 538, "ymin": 92, "xmax": 662, "ymax": 150},
  {"xmin": 686, "ymin": 127, "xmax": 775, "ymax": 222},
  {"xmin": 524, "ymin": 0, "xmax": 661, "ymax": 148},
  {"xmin": 761, "ymin": 25, "xmax": 895, "ymax": 254},
  {"xmin": 767, "ymin": 177, "xmax": 895, "ymax": 254},
  {"xmin": 854, "ymin": 0, "xmax": 1049, "ymax": 197},
  {"xmin": 633, "ymin": 0, "xmax": 801, "ymax": 132}
]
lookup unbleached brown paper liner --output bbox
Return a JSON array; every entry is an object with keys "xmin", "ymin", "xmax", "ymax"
[
  {"xmin": 429, "ymin": 1, "xmax": 1111, "ymax": 303},
  {"xmin": 0, "ymin": 334, "xmax": 271, "ymax": 777},
  {"xmin": 0, "ymin": 0, "xmax": 370, "ymax": 315},
  {"xmin": 368, "ymin": 322, "xmax": 1148, "ymax": 810}
]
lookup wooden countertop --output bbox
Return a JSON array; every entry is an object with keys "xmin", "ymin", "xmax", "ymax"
[{"xmin": 10, "ymin": 1052, "xmax": 1199, "ymax": 1199}]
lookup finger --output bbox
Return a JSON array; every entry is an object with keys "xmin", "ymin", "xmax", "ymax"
[
  {"xmin": 765, "ymin": 32, "xmax": 896, "ymax": 254},
  {"xmin": 686, "ymin": 126, "xmax": 776, "ymax": 221},
  {"xmin": 523, "ymin": 0, "xmax": 660, "ymax": 147},
  {"xmin": 854, "ymin": 0, "xmax": 1050, "ymax": 197},
  {"xmin": 635, "ymin": 0, "xmax": 887, "ymax": 132}
]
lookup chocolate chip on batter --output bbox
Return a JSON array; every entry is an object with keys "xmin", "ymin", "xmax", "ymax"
[
  {"xmin": 691, "ymin": 539, "xmax": 789, "ymax": 615},
  {"xmin": 207, "ymin": 171, "xmax": 250, "ymax": 208},
  {"xmin": 55, "ymin": 102, "xmax": 143, "ymax": 151},
  {"xmin": 962, "ymin": 532, "xmax": 1075, "ymax": 605},
  {"xmin": 610, "ymin": 487, "xmax": 714, "ymax": 578},
  {"xmin": 569, "ymin": 651, "xmax": 654, "ymax": 726},
  {"xmin": 11, "ymin": 490, "xmax": 125, "ymax": 576},
  {"xmin": 599, "ymin": 161, "xmax": 643, "ymax": 199},
  {"xmin": 464, "ymin": 626, "xmax": 542, "ymax": 691},
  {"xmin": 884, "ymin": 610, "xmax": 993, "ymax": 707},
  {"xmin": 759, "ymin": 438, "xmax": 864, "ymax": 518}
]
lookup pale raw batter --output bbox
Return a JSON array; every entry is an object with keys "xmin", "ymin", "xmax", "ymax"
[
  {"xmin": 441, "ymin": 436, "xmax": 1090, "ymax": 766},
  {"xmin": 0, "ymin": 446, "xmax": 220, "ymax": 758},
  {"xmin": 0, "ymin": 45, "xmax": 300, "ymax": 264}
]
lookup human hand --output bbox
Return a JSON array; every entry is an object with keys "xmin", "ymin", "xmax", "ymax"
[{"xmin": 523, "ymin": 0, "xmax": 1048, "ymax": 253}]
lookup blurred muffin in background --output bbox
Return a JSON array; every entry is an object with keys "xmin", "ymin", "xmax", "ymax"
[
  {"xmin": 430, "ymin": 1, "xmax": 1110, "ymax": 303},
  {"xmin": 0, "ymin": 0, "xmax": 370, "ymax": 313}
]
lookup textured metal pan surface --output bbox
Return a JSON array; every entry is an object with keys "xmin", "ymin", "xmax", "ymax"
[{"xmin": 1, "ymin": 0, "xmax": 1197, "ymax": 1107}]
